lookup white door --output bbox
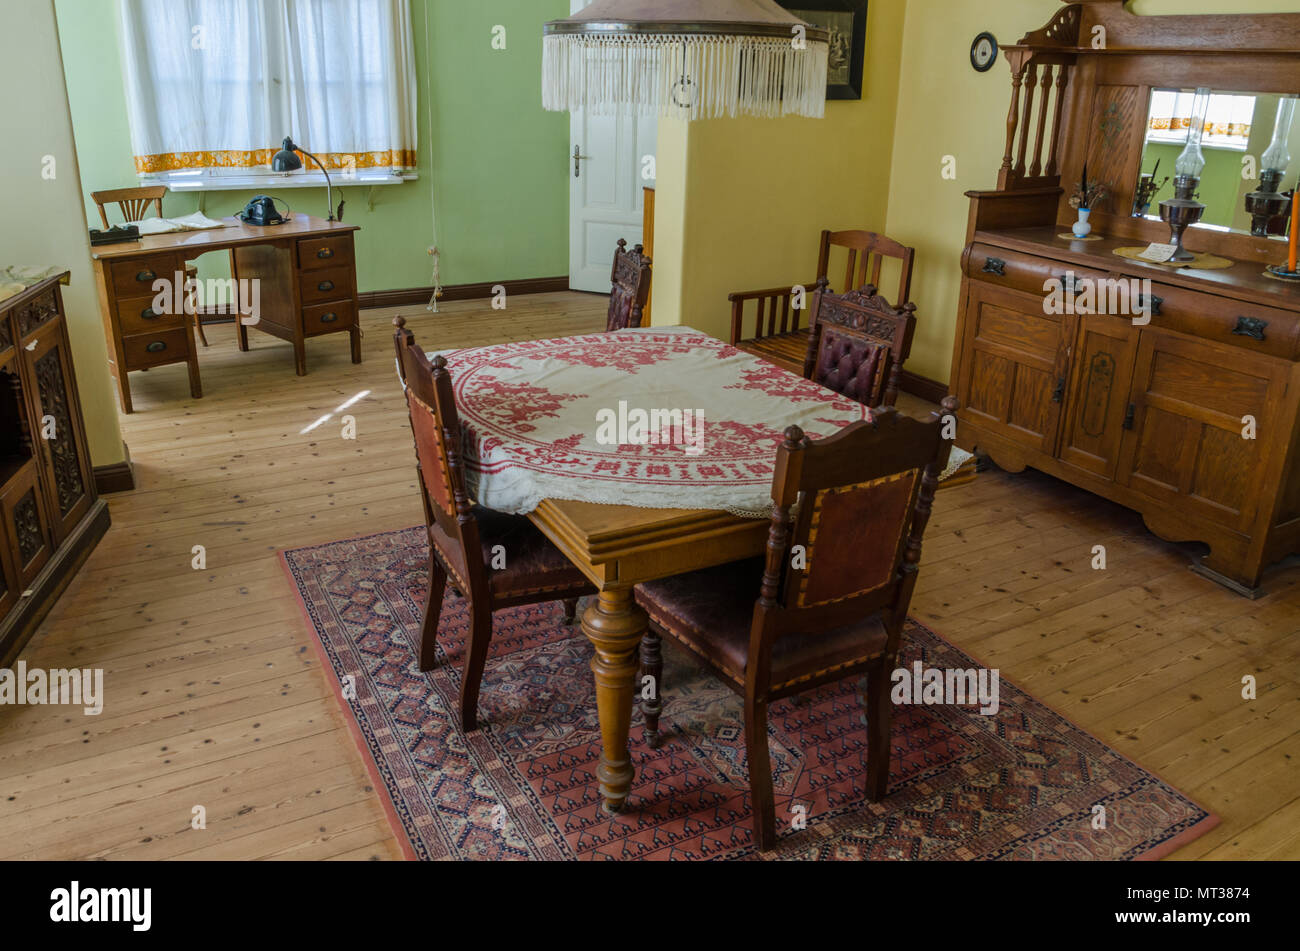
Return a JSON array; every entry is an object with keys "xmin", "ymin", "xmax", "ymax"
[{"xmin": 568, "ymin": 3, "xmax": 657, "ymax": 292}]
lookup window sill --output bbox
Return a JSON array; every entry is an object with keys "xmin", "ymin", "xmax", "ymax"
[{"xmin": 142, "ymin": 170, "xmax": 418, "ymax": 192}]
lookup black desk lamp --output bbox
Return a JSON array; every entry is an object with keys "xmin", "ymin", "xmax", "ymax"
[{"xmin": 272, "ymin": 137, "xmax": 345, "ymax": 222}]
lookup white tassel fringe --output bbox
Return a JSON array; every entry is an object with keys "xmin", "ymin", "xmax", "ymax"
[{"xmin": 543, "ymin": 33, "xmax": 828, "ymax": 120}]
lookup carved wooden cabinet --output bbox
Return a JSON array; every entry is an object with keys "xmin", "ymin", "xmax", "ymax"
[
  {"xmin": 950, "ymin": 2, "xmax": 1300, "ymax": 596},
  {"xmin": 0, "ymin": 274, "xmax": 109, "ymax": 663}
]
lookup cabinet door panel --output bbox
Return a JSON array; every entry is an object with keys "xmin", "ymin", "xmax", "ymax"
[
  {"xmin": 1, "ymin": 463, "xmax": 52, "ymax": 586},
  {"xmin": 22, "ymin": 314, "xmax": 92, "ymax": 542},
  {"xmin": 957, "ymin": 284, "xmax": 1070, "ymax": 455},
  {"xmin": 1118, "ymin": 332, "xmax": 1285, "ymax": 533},
  {"xmin": 1058, "ymin": 316, "xmax": 1139, "ymax": 480}
]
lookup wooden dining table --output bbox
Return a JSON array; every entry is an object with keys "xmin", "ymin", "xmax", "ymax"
[{"xmin": 439, "ymin": 327, "xmax": 873, "ymax": 812}]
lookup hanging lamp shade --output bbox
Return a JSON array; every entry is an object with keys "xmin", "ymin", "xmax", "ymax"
[{"xmin": 543, "ymin": 0, "xmax": 829, "ymax": 120}]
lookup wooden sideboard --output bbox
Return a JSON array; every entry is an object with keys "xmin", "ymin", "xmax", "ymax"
[
  {"xmin": 0, "ymin": 274, "xmax": 110, "ymax": 664},
  {"xmin": 949, "ymin": 1, "xmax": 1300, "ymax": 596}
]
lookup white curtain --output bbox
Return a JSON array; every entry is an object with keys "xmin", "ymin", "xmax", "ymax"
[{"xmin": 119, "ymin": 0, "xmax": 418, "ymax": 175}]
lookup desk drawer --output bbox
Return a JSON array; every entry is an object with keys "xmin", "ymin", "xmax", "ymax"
[
  {"xmin": 298, "ymin": 235, "xmax": 354, "ymax": 271},
  {"xmin": 303, "ymin": 300, "xmax": 356, "ymax": 337},
  {"xmin": 115, "ymin": 295, "xmax": 187, "ymax": 336},
  {"xmin": 300, "ymin": 266, "xmax": 352, "ymax": 305},
  {"xmin": 110, "ymin": 256, "xmax": 180, "ymax": 300},
  {"xmin": 122, "ymin": 327, "xmax": 189, "ymax": 371},
  {"xmin": 1147, "ymin": 283, "xmax": 1300, "ymax": 361}
]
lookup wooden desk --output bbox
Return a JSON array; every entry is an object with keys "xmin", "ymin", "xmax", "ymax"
[
  {"xmin": 90, "ymin": 214, "xmax": 361, "ymax": 413},
  {"xmin": 528, "ymin": 498, "xmax": 768, "ymax": 812}
]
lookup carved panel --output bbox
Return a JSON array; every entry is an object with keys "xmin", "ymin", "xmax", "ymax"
[
  {"xmin": 817, "ymin": 287, "xmax": 910, "ymax": 345},
  {"xmin": 14, "ymin": 487, "xmax": 42, "ymax": 566},
  {"xmin": 35, "ymin": 346, "xmax": 84, "ymax": 517},
  {"xmin": 0, "ymin": 316, "xmax": 12, "ymax": 352},
  {"xmin": 16, "ymin": 290, "xmax": 59, "ymax": 338},
  {"xmin": 1080, "ymin": 352, "xmax": 1115, "ymax": 438}
]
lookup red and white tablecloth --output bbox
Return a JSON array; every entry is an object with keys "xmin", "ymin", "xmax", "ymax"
[{"xmin": 440, "ymin": 327, "xmax": 871, "ymax": 516}]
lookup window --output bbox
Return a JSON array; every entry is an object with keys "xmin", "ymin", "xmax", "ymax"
[
  {"xmin": 1146, "ymin": 90, "xmax": 1255, "ymax": 152},
  {"xmin": 118, "ymin": 0, "xmax": 418, "ymax": 186}
]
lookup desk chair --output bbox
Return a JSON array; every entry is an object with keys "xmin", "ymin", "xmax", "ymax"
[{"xmin": 91, "ymin": 187, "xmax": 209, "ymax": 348}]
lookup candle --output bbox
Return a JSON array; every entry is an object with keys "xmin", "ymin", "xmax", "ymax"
[{"xmin": 1290, "ymin": 189, "xmax": 1299, "ymax": 274}]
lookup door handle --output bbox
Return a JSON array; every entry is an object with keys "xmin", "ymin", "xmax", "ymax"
[
  {"xmin": 573, "ymin": 144, "xmax": 591, "ymax": 178},
  {"xmin": 1123, "ymin": 403, "xmax": 1136, "ymax": 430},
  {"xmin": 1050, "ymin": 376, "xmax": 1066, "ymax": 403}
]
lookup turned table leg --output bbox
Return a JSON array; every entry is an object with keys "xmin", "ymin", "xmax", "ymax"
[{"xmin": 581, "ymin": 585, "xmax": 646, "ymax": 813}]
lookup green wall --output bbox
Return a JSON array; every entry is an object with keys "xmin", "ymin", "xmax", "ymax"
[
  {"xmin": 1142, "ymin": 142, "xmax": 1242, "ymax": 228},
  {"xmin": 54, "ymin": 0, "xmax": 571, "ymax": 295}
]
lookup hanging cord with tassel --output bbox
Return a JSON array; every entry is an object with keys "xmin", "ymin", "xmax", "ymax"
[{"xmin": 424, "ymin": 0, "xmax": 443, "ymax": 313}]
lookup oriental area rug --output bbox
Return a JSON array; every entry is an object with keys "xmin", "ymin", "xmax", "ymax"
[{"xmin": 282, "ymin": 527, "xmax": 1217, "ymax": 861}]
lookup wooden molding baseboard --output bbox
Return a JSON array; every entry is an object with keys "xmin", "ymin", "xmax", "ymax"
[
  {"xmin": 93, "ymin": 441, "xmax": 135, "ymax": 494},
  {"xmin": 359, "ymin": 276, "xmax": 570, "ymax": 310},
  {"xmin": 0, "ymin": 500, "xmax": 111, "ymax": 667},
  {"xmin": 899, "ymin": 370, "xmax": 950, "ymax": 405}
]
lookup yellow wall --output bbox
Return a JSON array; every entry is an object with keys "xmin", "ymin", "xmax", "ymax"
[
  {"xmin": 0, "ymin": 0, "xmax": 124, "ymax": 468},
  {"xmin": 885, "ymin": 0, "xmax": 1300, "ymax": 385},
  {"xmin": 652, "ymin": 0, "xmax": 907, "ymax": 340}
]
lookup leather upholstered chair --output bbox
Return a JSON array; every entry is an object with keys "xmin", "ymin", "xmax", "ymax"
[
  {"xmin": 634, "ymin": 397, "xmax": 957, "ymax": 850},
  {"xmin": 606, "ymin": 239, "xmax": 652, "ymax": 332},
  {"xmin": 802, "ymin": 279, "xmax": 917, "ymax": 409},
  {"xmin": 393, "ymin": 317, "xmax": 596, "ymax": 730}
]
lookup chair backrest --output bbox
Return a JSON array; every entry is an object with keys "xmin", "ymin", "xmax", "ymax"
[
  {"xmin": 392, "ymin": 317, "xmax": 487, "ymax": 599},
  {"xmin": 91, "ymin": 186, "xmax": 167, "ymax": 229},
  {"xmin": 802, "ymin": 280, "xmax": 917, "ymax": 408},
  {"xmin": 816, "ymin": 229, "xmax": 915, "ymax": 306},
  {"xmin": 752, "ymin": 398, "xmax": 958, "ymax": 663},
  {"xmin": 607, "ymin": 239, "xmax": 652, "ymax": 332}
]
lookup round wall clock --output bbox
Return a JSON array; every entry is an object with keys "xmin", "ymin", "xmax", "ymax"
[{"xmin": 971, "ymin": 32, "xmax": 998, "ymax": 72}]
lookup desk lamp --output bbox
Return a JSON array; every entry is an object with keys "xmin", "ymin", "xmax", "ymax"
[{"xmin": 272, "ymin": 137, "xmax": 345, "ymax": 222}]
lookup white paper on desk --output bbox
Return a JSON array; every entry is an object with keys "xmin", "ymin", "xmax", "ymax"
[
  {"xmin": 129, "ymin": 213, "xmax": 228, "ymax": 236},
  {"xmin": 1136, "ymin": 242, "xmax": 1178, "ymax": 263}
]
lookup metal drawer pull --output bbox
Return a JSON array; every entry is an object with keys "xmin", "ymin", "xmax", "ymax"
[
  {"xmin": 1232, "ymin": 316, "xmax": 1267, "ymax": 341},
  {"xmin": 146, "ymin": 341, "xmax": 167, "ymax": 354},
  {"xmin": 982, "ymin": 257, "xmax": 1006, "ymax": 276},
  {"xmin": 317, "ymin": 280, "xmax": 335, "ymax": 293},
  {"xmin": 1136, "ymin": 294, "xmax": 1163, "ymax": 316},
  {"xmin": 320, "ymin": 312, "xmax": 339, "ymax": 323},
  {"xmin": 141, "ymin": 307, "xmax": 160, "ymax": 320},
  {"xmin": 316, "ymin": 248, "xmax": 334, "ymax": 259},
  {"xmin": 136, "ymin": 269, "xmax": 157, "ymax": 282},
  {"xmin": 1057, "ymin": 274, "xmax": 1082, "ymax": 294}
]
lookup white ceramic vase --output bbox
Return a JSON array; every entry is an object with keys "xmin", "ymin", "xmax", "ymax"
[{"xmin": 1073, "ymin": 207, "xmax": 1093, "ymax": 238}]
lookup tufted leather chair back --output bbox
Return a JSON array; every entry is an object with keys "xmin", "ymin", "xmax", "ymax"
[
  {"xmin": 607, "ymin": 239, "xmax": 653, "ymax": 332},
  {"xmin": 803, "ymin": 281, "xmax": 917, "ymax": 409}
]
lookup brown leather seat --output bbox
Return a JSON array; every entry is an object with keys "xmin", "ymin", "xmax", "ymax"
[
  {"xmin": 636, "ymin": 558, "xmax": 888, "ymax": 691},
  {"xmin": 429, "ymin": 505, "xmax": 591, "ymax": 600}
]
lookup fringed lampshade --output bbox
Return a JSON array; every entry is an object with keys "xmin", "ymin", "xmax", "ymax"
[{"xmin": 543, "ymin": 0, "xmax": 830, "ymax": 120}]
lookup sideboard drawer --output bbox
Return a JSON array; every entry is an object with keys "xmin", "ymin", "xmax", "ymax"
[
  {"xmin": 299, "ymin": 266, "xmax": 352, "ymax": 305},
  {"xmin": 1148, "ymin": 283, "xmax": 1300, "ymax": 361},
  {"xmin": 303, "ymin": 300, "xmax": 356, "ymax": 337},
  {"xmin": 109, "ymin": 256, "xmax": 180, "ymax": 299},
  {"xmin": 116, "ymin": 295, "xmax": 187, "ymax": 336},
  {"xmin": 298, "ymin": 235, "xmax": 354, "ymax": 271},
  {"xmin": 967, "ymin": 243, "xmax": 1109, "ymax": 300},
  {"xmin": 122, "ymin": 327, "xmax": 190, "ymax": 371}
]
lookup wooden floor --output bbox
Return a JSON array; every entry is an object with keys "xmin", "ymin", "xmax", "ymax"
[{"xmin": 1, "ymin": 294, "xmax": 1297, "ymax": 860}]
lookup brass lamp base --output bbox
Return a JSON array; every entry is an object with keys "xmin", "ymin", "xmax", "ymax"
[{"xmin": 1159, "ymin": 175, "xmax": 1205, "ymax": 263}]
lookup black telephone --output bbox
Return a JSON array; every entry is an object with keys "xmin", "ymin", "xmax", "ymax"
[{"xmin": 239, "ymin": 195, "xmax": 290, "ymax": 226}]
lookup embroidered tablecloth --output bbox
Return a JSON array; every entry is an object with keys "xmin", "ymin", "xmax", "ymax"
[{"xmin": 440, "ymin": 327, "xmax": 871, "ymax": 516}]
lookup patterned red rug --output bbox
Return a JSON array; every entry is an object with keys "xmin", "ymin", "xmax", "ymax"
[{"xmin": 282, "ymin": 527, "xmax": 1217, "ymax": 861}]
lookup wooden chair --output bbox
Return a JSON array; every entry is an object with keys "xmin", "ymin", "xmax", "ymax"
[
  {"xmin": 91, "ymin": 186, "xmax": 209, "ymax": 348},
  {"xmin": 634, "ymin": 397, "xmax": 958, "ymax": 851},
  {"xmin": 729, "ymin": 229, "xmax": 916, "ymax": 374},
  {"xmin": 607, "ymin": 239, "xmax": 652, "ymax": 332},
  {"xmin": 393, "ymin": 317, "xmax": 595, "ymax": 731},
  {"xmin": 801, "ymin": 279, "xmax": 917, "ymax": 409}
]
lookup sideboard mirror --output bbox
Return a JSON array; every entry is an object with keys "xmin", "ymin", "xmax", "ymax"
[{"xmin": 1135, "ymin": 88, "xmax": 1300, "ymax": 237}]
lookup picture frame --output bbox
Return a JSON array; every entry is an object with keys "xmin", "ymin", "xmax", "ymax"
[{"xmin": 782, "ymin": 1, "xmax": 868, "ymax": 101}]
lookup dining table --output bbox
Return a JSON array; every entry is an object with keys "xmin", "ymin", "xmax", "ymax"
[{"xmin": 439, "ymin": 326, "xmax": 873, "ymax": 813}]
